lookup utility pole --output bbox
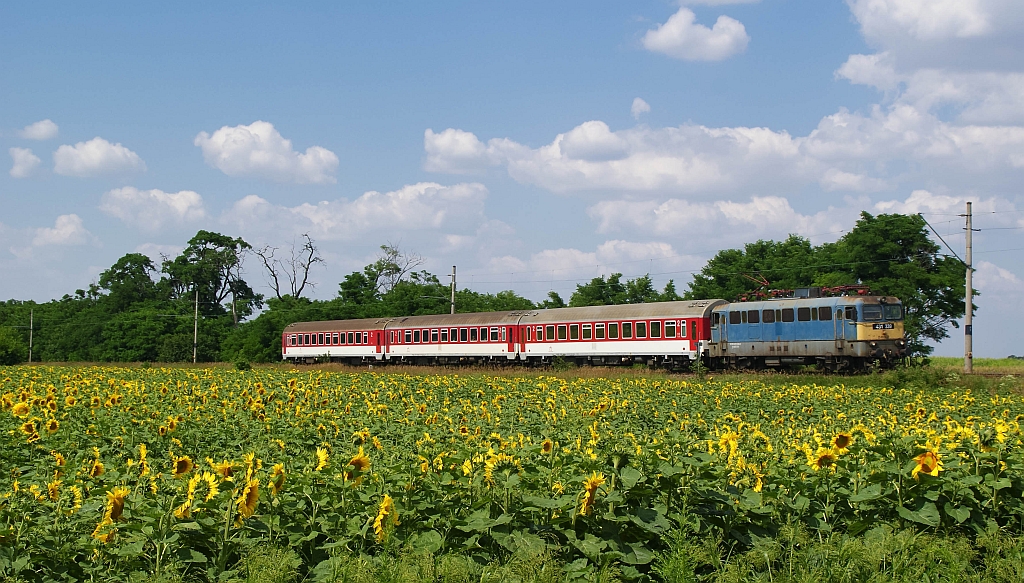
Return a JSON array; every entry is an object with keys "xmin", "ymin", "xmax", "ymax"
[
  {"xmin": 964, "ymin": 201, "xmax": 973, "ymax": 375},
  {"xmin": 28, "ymin": 309, "xmax": 33, "ymax": 364},
  {"xmin": 193, "ymin": 287, "xmax": 199, "ymax": 364},
  {"xmin": 450, "ymin": 265, "xmax": 456, "ymax": 314}
]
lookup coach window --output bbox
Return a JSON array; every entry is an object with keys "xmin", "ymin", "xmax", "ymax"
[
  {"xmin": 569, "ymin": 324, "xmax": 579, "ymax": 340},
  {"xmin": 289, "ymin": 335, "xmax": 296, "ymax": 346},
  {"xmin": 459, "ymin": 328, "xmax": 468, "ymax": 342},
  {"xmin": 762, "ymin": 309, "xmax": 775, "ymax": 323},
  {"xmin": 347, "ymin": 332, "xmax": 353, "ymax": 344},
  {"xmin": 478, "ymin": 327, "xmax": 486, "ymax": 341},
  {"xmin": 665, "ymin": 321, "xmax": 675, "ymax": 338},
  {"xmin": 440, "ymin": 329, "xmax": 448, "ymax": 342},
  {"xmin": 490, "ymin": 327, "xmax": 499, "ymax": 341},
  {"xmin": 357, "ymin": 333, "xmax": 363, "ymax": 345},
  {"xmin": 557, "ymin": 325, "xmax": 567, "ymax": 340},
  {"xmin": 334, "ymin": 333, "xmax": 340, "ymax": 344},
  {"xmin": 797, "ymin": 307, "xmax": 811, "ymax": 321},
  {"xmin": 544, "ymin": 325, "xmax": 554, "ymax": 341},
  {"xmin": 364, "ymin": 332, "xmax": 369, "ymax": 344},
  {"xmin": 414, "ymin": 330, "xmax": 421, "ymax": 343},
  {"xmin": 595, "ymin": 323, "xmax": 606, "ymax": 339},
  {"xmin": 470, "ymin": 328, "xmax": 477, "ymax": 342},
  {"xmin": 729, "ymin": 311, "xmax": 742, "ymax": 325},
  {"xmin": 450, "ymin": 328, "xmax": 458, "ymax": 341},
  {"xmin": 636, "ymin": 322, "xmax": 647, "ymax": 338},
  {"xmin": 608, "ymin": 323, "xmax": 618, "ymax": 339},
  {"xmin": 680, "ymin": 321, "xmax": 687, "ymax": 337},
  {"xmin": 622, "ymin": 322, "xmax": 633, "ymax": 339},
  {"xmin": 747, "ymin": 310, "xmax": 759, "ymax": 324},
  {"xmin": 402, "ymin": 330, "xmax": 410, "ymax": 344},
  {"xmin": 781, "ymin": 308, "xmax": 795, "ymax": 322},
  {"xmin": 650, "ymin": 321, "xmax": 661, "ymax": 338},
  {"xmin": 502, "ymin": 327, "xmax": 507, "ymax": 342},
  {"xmin": 526, "ymin": 327, "xmax": 533, "ymax": 341},
  {"xmin": 306, "ymin": 334, "xmax": 312, "ymax": 345},
  {"xmin": 432, "ymin": 329, "xmax": 439, "ymax": 343},
  {"xmin": 582, "ymin": 324, "xmax": 592, "ymax": 340}
]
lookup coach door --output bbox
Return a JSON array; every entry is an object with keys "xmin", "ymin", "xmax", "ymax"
[
  {"xmin": 507, "ymin": 326, "xmax": 516, "ymax": 357},
  {"xmin": 375, "ymin": 331, "xmax": 382, "ymax": 354}
]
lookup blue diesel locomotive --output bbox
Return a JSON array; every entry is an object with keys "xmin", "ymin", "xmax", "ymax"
[{"xmin": 708, "ymin": 292, "xmax": 907, "ymax": 371}]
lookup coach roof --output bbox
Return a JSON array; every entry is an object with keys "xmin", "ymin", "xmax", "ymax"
[{"xmin": 520, "ymin": 300, "xmax": 727, "ymax": 324}]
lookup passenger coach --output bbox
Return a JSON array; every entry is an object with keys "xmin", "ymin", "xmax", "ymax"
[{"xmin": 281, "ymin": 300, "xmax": 726, "ymax": 369}]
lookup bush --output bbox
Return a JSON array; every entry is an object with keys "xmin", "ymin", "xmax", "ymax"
[
  {"xmin": 0, "ymin": 327, "xmax": 28, "ymax": 365},
  {"xmin": 235, "ymin": 359, "xmax": 252, "ymax": 371}
]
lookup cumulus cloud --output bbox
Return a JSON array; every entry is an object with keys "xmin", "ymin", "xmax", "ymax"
[
  {"xmin": 9, "ymin": 148, "xmax": 41, "ymax": 178},
  {"xmin": 100, "ymin": 187, "xmax": 207, "ymax": 230},
  {"xmin": 53, "ymin": 137, "xmax": 146, "ymax": 176},
  {"xmin": 642, "ymin": 7, "xmax": 749, "ymax": 61},
  {"xmin": 847, "ymin": 0, "xmax": 992, "ymax": 42},
  {"xmin": 423, "ymin": 128, "xmax": 501, "ymax": 173},
  {"xmin": 194, "ymin": 121, "xmax": 338, "ymax": 184},
  {"xmin": 222, "ymin": 182, "xmax": 488, "ymax": 242},
  {"xmin": 631, "ymin": 98, "xmax": 651, "ymax": 120},
  {"xmin": 32, "ymin": 214, "xmax": 92, "ymax": 247},
  {"xmin": 19, "ymin": 119, "xmax": 58, "ymax": 141}
]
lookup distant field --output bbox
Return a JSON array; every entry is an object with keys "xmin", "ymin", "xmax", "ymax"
[{"xmin": 929, "ymin": 356, "xmax": 1024, "ymax": 373}]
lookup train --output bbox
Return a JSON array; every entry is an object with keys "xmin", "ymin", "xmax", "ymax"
[{"xmin": 281, "ymin": 288, "xmax": 908, "ymax": 371}]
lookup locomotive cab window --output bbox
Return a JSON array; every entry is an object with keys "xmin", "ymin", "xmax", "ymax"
[
  {"xmin": 883, "ymin": 304, "xmax": 903, "ymax": 320},
  {"xmin": 608, "ymin": 323, "xmax": 618, "ymax": 339},
  {"xmin": 729, "ymin": 311, "xmax": 742, "ymax": 325},
  {"xmin": 650, "ymin": 321, "xmax": 661, "ymax": 338},
  {"xmin": 569, "ymin": 324, "xmax": 579, "ymax": 340},
  {"xmin": 747, "ymin": 310, "xmax": 759, "ymax": 324},
  {"xmin": 798, "ymin": 307, "xmax": 811, "ymax": 321},
  {"xmin": 845, "ymin": 307, "xmax": 857, "ymax": 321},
  {"xmin": 545, "ymin": 325, "xmax": 555, "ymax": 341},
  {"xmin": 636, "ymin": 322, "xmax": 646, "ymax": 338},
  {"xmin": 470, "ymin": 328, "xmax": 478, "ymax": 342},
  {"xmin": 596, "ymin": 323, "xmax": 606, "ymax": 339},
  {"xmin": 557, "ymin": 325, "xmax": 567, "ymax": 341},
  {"xmin": 762, "ymin": 310, "xmax": 775, "ymax": 323},
  {"xmin": 712, "ymin": 313, "xmax": 720, "ymax": 326},
  {"xmin": 622, "ymin": 322, "xmax": 633, "ymax": 339},
  {"xmin": 781, "ymin": 309, "xmax": 795, "ymax": 322},
  {"xmin": 665, "ymin": 321, "xmax": 675, "ymax": 338},
  {"xmin": 582, "ymin": 324, "xmax": 592, "ymax": 340},
  {"xmin": 862, "ymin": 304, "xmax": 882, "ymax": 321},
  {"xmin": 441, "ymin": 329, "xmax": 448, "ymax": 342},
  {"xmin": 818, "ymin": 307, "xmax": 832, "ymax": 321}
]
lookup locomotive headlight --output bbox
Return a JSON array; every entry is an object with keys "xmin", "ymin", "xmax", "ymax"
[{"xmin": 870, "ymin": 341, "xmax": 878, "ymax": 348}]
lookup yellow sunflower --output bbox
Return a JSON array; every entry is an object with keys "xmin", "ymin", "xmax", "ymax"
[
  {"xmin": 912, "ymin": 450, "xmax": 943, "ymax": 479},
  {"xmin": 541, "ymin": 439, "xmax": 554, "ymax": 454},
  {"xmin": 172, "ymin": 455, "xmax": 194, "ymax": 478},
  {"xmin": 105, "ymin": 486, "xmax": 130, "ymax": 522},
  {"xmin": 373, "ymin": 494, "xmax": 398, "ymax": 542},
  {"xmin": 45, "ymin": 419, "xmax": 59, "ymax": 433},
  {"xmin": 11, "ymin": 402, "xmax": 29, "ymax": 417},
  {"xmin": 314, "ymin": 447, "xmax": 329, "ymax": 471},
  {"xmin": 269, "ymin": 463, "xmax": 285, "ymax": 496},
  {"xmin": 579, "ymin": 472, "xmax": 606, "ymax": 516},
  {"xmin": 831, "ymin": 432, "xmax": 854, "ymax": 454},
  {"xmin": 811, "ymin": 448, "xmax": 838, "ymax": 471},
  {"xmin": 235, "ymin": 479, "xmax": 259, "ymax": 523}
]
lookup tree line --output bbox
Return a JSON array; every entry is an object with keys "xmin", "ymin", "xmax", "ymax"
[{"xmin": 0, "ymin": 212, "xmax": 968, "ymax": 364}]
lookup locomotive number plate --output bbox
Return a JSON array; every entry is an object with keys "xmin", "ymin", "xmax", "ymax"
[{"xmin": 872, "ymin": 323, "xmax": 895, "ymax": 330}]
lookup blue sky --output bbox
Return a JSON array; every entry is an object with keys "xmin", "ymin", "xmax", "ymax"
[{"xmin": 2, "ymin": 1, "xmax": 1022, "ymax": 357}]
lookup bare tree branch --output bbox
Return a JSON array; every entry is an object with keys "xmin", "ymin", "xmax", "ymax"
[
  {"xmin": 255, "ymin": 234, "xmax": 323, "ymax": 300},
  {"xmin": 371, "ymin": 242, "xmax": 424, "ymax": 294}
]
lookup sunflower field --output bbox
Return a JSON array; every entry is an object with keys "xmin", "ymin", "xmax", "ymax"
[{"xmin": 2, "ymin": 366, "xmax": 1024, "ymax": 582}]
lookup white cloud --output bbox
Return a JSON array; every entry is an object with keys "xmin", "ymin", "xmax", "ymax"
[
  {"xmin": 873, "ymin": 189, "xmax": 1020, "ymax": 221},
  {"xmin": 194, "ymin": 121, "xmax": 338, "ymax": 184},
  {"xmin": 9, "ymin": 148, "xmax": 41, "ymax": 178},
  {"xmin": 835, "ymin": 52, "xmax": 901, "ymax": 91},
  {"xmin": 423, "ymin": 128, "xmax": 500, "ymax": 173},
  {"xmin": 631, "ymin": 98, "xmax": 651, "ymax": 120},
  {"xmin": 32, "ymin": 214, "xmax": 92, "ymax": 247},
  {"xmin": 134, "ymin": 243, "xmax": 184, "ymax": 263},
  {"xmin": 642, "ymin": 7, "xmax": 749, "ymax": 61},
  {"xmin": 222, "ymin": 182, "xmax": 488, "ymax": 242},
  {"xmin": 847, "ymin": 0, "xmax": 992, "ymax": 42},
  {"xmin": 100, "ymin": 187, "xmax": 207, "ymax": 230},
  {"xmin": 53, "ymin": 137, "xmax": 146, "ymax": 176},
  {"xmin": 588, "ymin": 196, "xmax": 852, "ymax": 245},
  {"xmin": 19, "ymin": 119, "xmax": 58, "ymax": 141},
  {"xmin": 820, "ymin": 168, "xmax": 888, "ymax": 192}
]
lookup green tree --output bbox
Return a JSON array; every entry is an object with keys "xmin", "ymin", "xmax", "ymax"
[
  {"xmin": 834, "ymin": 212, "xmax": 968, "ymax": 354},
  {"xmin": 161, "ymin": 230, "xmax": 262, "ymax": 323},
  {"xmin": 539, "ymin": 291, "xmax": 566, "ymax": 309},
  {"xmin": 0, "ymin": 327, "xmax": 28, "ymax": 365},
  {"xmin": 97, "ymin": 253, "xmax": 160, "ymax": 312},
  {"xmin": 685, "ymin": 235, "xmax": 820, "ymax": 300}
]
